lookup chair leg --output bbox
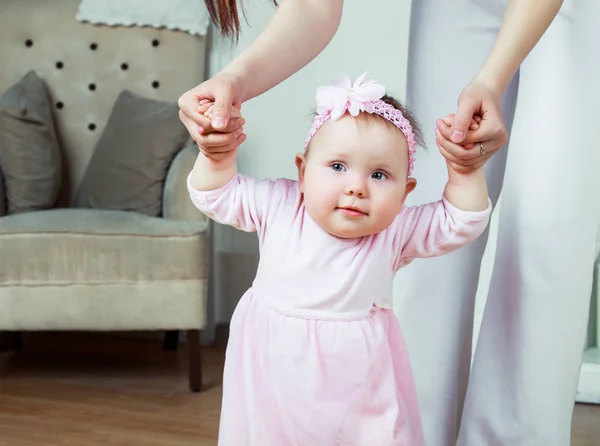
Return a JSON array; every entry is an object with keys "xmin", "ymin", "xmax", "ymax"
[
  {"xmin": 0, "ymin": 332, "xmax": 8, "ymax": 352},
  {"xmin": 187, "ymin": 330, "xmax": 202, "ymax": 392},
  {"xmin": 0, "ymin": 332, "xmax": 22, "ymax": 352},
  {"xmin": 163, "ymin": 330, "xmax": 180, "ymax": 351},
  {"xmin": 10, "ymin": 332, "xmax": 22, "ymax": 351}
]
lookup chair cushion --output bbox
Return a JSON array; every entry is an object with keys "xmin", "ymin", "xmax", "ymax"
[
  {"xmin": 74, "ymin": 90, "xmax": 191, "ymax": 217},
  {"xmin": 0, "ymin": 71, "xmax": 62, "ymax": 214},
  {"xmin": 0, "ymin": 208, "xmax": 208, "ymax": 285}
]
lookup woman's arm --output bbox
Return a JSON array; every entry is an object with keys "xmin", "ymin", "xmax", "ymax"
[
  {"xmin": 473, "ymin": 0, "xmax": 564, "ymax": 94},
  {"xmin": 219, "ymin": 0, "xmax": 344, "ymax": 104},
  {"xmin": 180, "ymin": 0, "xmax": 344, "ymax": 135},
  {"xmin": 440, "ymin": 0, "xmax": 564, "ymax": 167}
]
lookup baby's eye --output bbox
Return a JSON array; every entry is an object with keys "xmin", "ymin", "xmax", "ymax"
[
  {"xmin": 372, "ymin": 171, "xmax": 388, "ymax": 180},
  {"xmin": 331, "ymin": 163, "xmax": 346, "ymax": 172}
]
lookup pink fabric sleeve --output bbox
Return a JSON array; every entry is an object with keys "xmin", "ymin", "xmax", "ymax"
[
  {"xmin": 187, "ymin": 172, "xmax": 276, "ymax": 233},
  {"xmin": 391, "ymin": 196, "xmax": 492, "ymax": 271}
]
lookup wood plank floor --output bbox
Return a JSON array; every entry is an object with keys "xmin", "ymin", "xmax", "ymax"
[{"xmin": 0, "ymin": 332, "xmax": 598, "ymax": 445}]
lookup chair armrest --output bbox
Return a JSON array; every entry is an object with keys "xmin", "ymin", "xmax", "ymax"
[
  {"xmin": 0, "ymin": 166, "xmax": 5, "ymax": 217},
  {"xmin": 163, "ymin": 145, "xmax": 207, "ymax": 223}
]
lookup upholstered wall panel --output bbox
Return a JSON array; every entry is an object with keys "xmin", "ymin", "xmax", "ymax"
[{"xmin": 0, "ymin": 0, "xmax": 206, "ymax": 203}]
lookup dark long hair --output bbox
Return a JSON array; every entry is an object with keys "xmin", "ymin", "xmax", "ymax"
[{"xmin": 205, "ymin": 0, "xmax": 278, "ymax": 40}]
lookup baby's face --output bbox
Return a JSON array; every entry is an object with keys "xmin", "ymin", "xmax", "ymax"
[{"xmin": 297, "ymin": 116, "xmax": 416, "ymax": 239}]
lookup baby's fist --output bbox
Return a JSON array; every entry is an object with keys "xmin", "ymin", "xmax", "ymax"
[{"xmin": 201, "ymin": 101, "xmax": 243, "ymax": 120}]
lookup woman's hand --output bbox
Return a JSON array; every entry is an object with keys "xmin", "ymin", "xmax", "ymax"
[
  {"xmin": 187, "ymin": 99, "xmax": 246, "ymax": 161},
  {"xmin": 436, "ymin": 115, "xmax": 483, "ymax": 173},
  {"xmin": 436, "ymin": 81, "xmax": 509, "ymax": 173},
  {"xmin": 178, "ymin": 73, "xmax": 247, "ymax": 161}
]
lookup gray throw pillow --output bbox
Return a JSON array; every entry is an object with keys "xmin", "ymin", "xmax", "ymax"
[
  {"xmin": 0, "ymin": 71, "xmax": 62, "ymax": 214},
  {"xmin": 75, "ymin": 90, "xmax": 191, "ymax": 217}
]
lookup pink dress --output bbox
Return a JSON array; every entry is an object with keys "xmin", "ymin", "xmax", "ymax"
[{"xmin": 188, "ymin": 174, "xmax": 491, "ymax": 445}]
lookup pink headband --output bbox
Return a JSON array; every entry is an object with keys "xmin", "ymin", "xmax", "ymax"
[{"xmin": 304, "ymin": 73, "xmax": 417, "ymax": 176}]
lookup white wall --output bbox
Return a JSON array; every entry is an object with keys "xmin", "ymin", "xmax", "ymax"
[{"xmin": 203, "ymin": 0, "xmax": 496, "ymax": 343}]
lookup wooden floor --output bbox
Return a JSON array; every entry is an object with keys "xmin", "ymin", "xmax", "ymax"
[{"xmin": 0, "ymin": 333, "xmax": 598, "ymax": 445}]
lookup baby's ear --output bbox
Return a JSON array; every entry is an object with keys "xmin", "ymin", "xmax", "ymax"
[
  {"xmin": 400, "ymin": 178, "xmax": 417, "ymax": 207},
  {"xmin": 295, "ymin": 153, "xmax": 307, "ymax": 190}
]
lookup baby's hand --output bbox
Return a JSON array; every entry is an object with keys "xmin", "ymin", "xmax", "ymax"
[
  {"xmin": 200, "ymin": 100, "xmax": 243, "ymax": 120},
  {"xmin": 442, "ymin": 113, "xmax": 480, "ymax": 135},
  {"xmin": 196, "ymin": 100, "xmax": 245, "ymax": 161}
]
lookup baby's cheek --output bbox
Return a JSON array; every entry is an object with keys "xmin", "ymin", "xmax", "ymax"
[
  {"xmin": 307, "ymin": 172, "xmax": 333, "ymax": 193},
  {"xmin": 305, "ymin": 174, "xmax": 336, "ymax": 206},
  {"xmin": 376, "ymin": 187, "xmax": 405, "ymax": 214},
  {"xmin": 371, "ymin": 202, "xmax": 400, "ymax": 232}
]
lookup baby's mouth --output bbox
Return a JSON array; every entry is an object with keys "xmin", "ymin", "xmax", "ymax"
[{"xmin": 336, "ymin": 206, "xmax": 368, "ymax": 217}]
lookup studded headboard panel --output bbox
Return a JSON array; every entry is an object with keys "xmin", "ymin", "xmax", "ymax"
[{"xmin": 0, "ymin": 0, "xmax": 206, "ymax": 201}]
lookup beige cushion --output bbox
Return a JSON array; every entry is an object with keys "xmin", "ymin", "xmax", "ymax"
[
  {"xmin": 163, "ymin": 145, "xmax": 208, "ymax": 222},
  {"xmin": 0, "ymin": 71, "xmax": 62, "ymax": 214},
  {"xmin": 75, "ymin": 91, "xmax": 191, "ymax": 217},
  {"xmin": 0, "ymin": 208, "xmax": 208, "ymax": 286}
]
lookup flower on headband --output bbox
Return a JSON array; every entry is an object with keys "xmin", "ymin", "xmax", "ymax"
[{"xmin": 315, "ymin": 72, "xmax": 386, "ymax": 121}]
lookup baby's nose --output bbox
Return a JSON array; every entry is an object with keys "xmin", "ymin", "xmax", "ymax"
[{"xmin": 345, "ymin": 181, "xmax": 366, "ymax": 197}]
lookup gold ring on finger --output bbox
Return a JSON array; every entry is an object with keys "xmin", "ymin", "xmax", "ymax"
[{"xmin": 479, "ymin": 142, "xmax": 487, "ymax": 156}]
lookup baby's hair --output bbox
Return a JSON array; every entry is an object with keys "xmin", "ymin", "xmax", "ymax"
[
  {"xmin": 368, "ymin": 95, "xmax": 425, "ymax": 149},
  {"xmin": 205, "ymin": 0, "xmax": 277, "ymax": 41}
]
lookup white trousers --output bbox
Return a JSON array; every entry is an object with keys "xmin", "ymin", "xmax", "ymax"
[{"xmin": 394, "ymin": 0, "xmax": 600, "ymax": 445}]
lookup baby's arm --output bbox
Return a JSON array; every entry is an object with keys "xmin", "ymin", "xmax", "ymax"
[
  {"xmin": 188, "ymin": 104, "xmax": 275, "ymax": 233},
  {"xmin": 436, "ymin": 117, "xmax": 489, "ymax": 212},
  {"xmin": 190, "ymin": 104, "xmax": 244, "ymax": 191},
  {"xmin": 443, "ymin": 166, "xmax": 489, "ymax": 211},
  {"xmin": 391, "ymin": 119, "xmax": 491, "ymax": 269},
  {"xmin": 391, "ymin": 199, "xmax": 491, "ymax": 270}
]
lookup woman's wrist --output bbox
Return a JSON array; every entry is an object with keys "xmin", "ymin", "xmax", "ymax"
[
  {"xmin": 471, "ymin": 65, "xmax": 512, "ymax": 98},
  {"xmin": 215, "ymin": 67, "xmax": 248, "ymax": 102}
]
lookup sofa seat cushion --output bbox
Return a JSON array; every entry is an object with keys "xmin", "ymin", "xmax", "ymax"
[{"xmin": 0, "ymin": 208, "xmax": 208, "ymax": 285}]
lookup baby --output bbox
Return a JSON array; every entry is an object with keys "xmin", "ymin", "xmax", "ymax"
[{"xmin": 188, "ymin": 73, "xmax": 491, "ymax": 445}]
